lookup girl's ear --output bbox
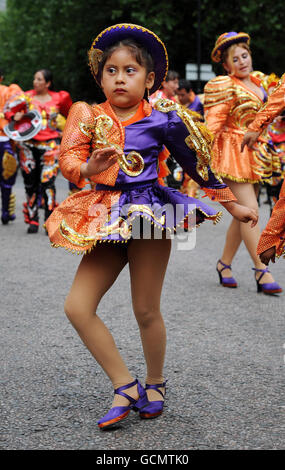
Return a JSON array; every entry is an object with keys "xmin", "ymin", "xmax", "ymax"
[{"xmin": 146, "ymin": 71, "xmax": 155, "ymax": 91}]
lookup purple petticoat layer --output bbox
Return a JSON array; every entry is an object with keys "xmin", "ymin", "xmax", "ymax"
[{"xmin": 95, "ymin": 180, "xmax": 221, "ymax": 242}]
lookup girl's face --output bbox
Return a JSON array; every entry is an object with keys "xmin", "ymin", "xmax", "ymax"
[
  {"xmin": 223, "ymin": 46, "xmax": 252, "ymax": 79},
  {"xmin": 33, "ymin": 71, "xmax": 50, "ymax": 93},
  {"xmin": 101, "ymin": 46, "xmax": 155, "ymax": 109}
]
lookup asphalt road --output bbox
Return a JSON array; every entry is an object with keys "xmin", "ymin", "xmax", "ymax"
[{"xmin": 1, "ymin": 172, "xmax": 284, "ymax": 450}]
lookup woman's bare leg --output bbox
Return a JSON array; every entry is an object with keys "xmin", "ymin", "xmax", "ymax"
[
  {"xmin": 128, "ymin": 236, "xmax": 171, "ymax": 400},
  {"xmin": 224, "ymin": 179, "xmax": 276, "ymax": 284},
  {"xmin": 218, "ymin": 217, "xmax": 242, "ymax": 277},
  {"xmin": 64, "ymin": 243, "xmax": 139, "ymax": 407}
]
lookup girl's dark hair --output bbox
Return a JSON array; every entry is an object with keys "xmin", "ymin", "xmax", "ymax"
[
  {"xmin": 36, "ymin": 69, "xmax": 54, "ymax": 90},
  {"xmin": 98, "ymin": 38, "xmax": 154, "ymax": 79}
]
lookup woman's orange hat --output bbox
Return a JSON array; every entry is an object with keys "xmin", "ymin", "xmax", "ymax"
[{"xmin": 211, "ymin": 31, "xmax": 250, "ymax": 63}]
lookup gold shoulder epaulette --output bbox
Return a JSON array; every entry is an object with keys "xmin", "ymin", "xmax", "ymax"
[
  {"xmin": 204, "ymin": 75, "xmax": 234, "ymax": 108},
  {"xmin": 155, "ymin": 99, "xmax": 221, "ymax": 182}
]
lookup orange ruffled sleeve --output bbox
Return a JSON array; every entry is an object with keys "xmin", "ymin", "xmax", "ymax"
[
  {"xmin": 257, "ymin": 180, "xmax": 285, "ymax": 257},
  {"xmin": 204, "ymin": 76, "xmax": 235, "ymax": 134},
  {"xmin": 59, "ymin": 101, "xmax": 94, "ymax": 189},
  {"xmin": 248, "ymin": 74, "xmax": 285, "ymax": 132}
]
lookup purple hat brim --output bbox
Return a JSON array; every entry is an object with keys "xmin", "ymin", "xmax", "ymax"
[
  {"xmin": 211, "ymin": 32, "xmax": 250, "ymax": 63},
  {"xmin": 88, "ymin": 23, "xmax": 168, "ymax": 94}
]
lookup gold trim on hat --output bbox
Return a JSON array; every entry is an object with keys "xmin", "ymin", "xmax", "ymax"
[
  {"xmin": 211, "ymin": 32, "xmax": 250, "ymax": 63},
  {"xmin": 88, "ymin": 23, "xmax": 168, "ymax": 91}
]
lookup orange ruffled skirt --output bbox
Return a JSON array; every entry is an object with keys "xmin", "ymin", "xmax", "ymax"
[{"xmin": 211, "ymin": 131, "xmax": 278, "ymax": 183}]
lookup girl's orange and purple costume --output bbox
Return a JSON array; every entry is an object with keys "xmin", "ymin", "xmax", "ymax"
[
  {"xmin": 46, "ymin": 98, "xmax": 237, "ymax": 253},
  {"xmin": 246, "ymin": 73, "xmax": 285, "ymax": 259},
  {"xmin": 204, "ymin": 74, "xmax": 280, "ymax": 183}
]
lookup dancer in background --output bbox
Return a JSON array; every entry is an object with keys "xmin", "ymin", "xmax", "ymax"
[
  {"xmin": 149, "ymin": 70, "xmax": 179, "ymax": 106},
  {"xmin": 177, "ymin": 79, "xmax": 204, "ymax": 116},
  {"xmin": 5, "ymin": 69, "xmax": 72, "ymax": 233},
  {"xmin": 204, "ymin": 32, "xmax": 282, "ymax": 294},
  {"xmin": 0, "ymin": 69, "xmax": 22, "ymax": 224}
]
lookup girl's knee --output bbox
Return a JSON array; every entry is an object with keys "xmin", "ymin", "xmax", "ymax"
[
  {"xmin": 134, "ymin": 306, "xmax": 161, "ymax": 329},
  {"xmin": 64, "ymin": 295, "xmax": 91, "ymax": 323}
]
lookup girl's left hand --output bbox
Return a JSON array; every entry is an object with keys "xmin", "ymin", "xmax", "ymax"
[{"xmin": 222, "ymin": 201, "xmax": 258, "ymax": 227}]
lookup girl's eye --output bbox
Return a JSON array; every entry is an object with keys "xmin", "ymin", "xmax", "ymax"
[
  {"xmin": 126, "ymin": 67, "xmax": 136, "ymax": 73},
  {"xmin": 107, "ymin": 67, "xmax": 116, "ymax": 74}
]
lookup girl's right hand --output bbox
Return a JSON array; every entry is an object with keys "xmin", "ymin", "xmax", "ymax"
[
  {"xmin": 80, "ymin": 146, "xmax": 122, "ymax": 178},
  {"xmin": 13, "ymin": 111, "xmax": 25, "ymax": 121}
]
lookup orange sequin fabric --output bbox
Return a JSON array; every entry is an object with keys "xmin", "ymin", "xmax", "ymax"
[
  {"xmin": 59, "ymin": 100, "xmax": 124, "ymax": 188},
  {"xmin": 46, "ymin": 100, "xmax": 127, "ymax": 252},
  {"xmin": 248, "ymin": 74, "xmax": 285, "ymax": 132},
  {"xmin": 257, "ymin": 180, "xmax": 285, "ymax": 258},
  {"xmin": 204, "ymin": 74, "xmax": 280, "ymax": 183},
  {"xmin": 46, "ymin": 189, "xmax": 122, "ymax": 253}
]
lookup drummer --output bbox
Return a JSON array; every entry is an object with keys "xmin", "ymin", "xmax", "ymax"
[{"xmin": 5, "ymin": 69, "xmax": 72, "ymax": 233}]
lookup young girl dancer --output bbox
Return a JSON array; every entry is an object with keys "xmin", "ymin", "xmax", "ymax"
[{"xmin": 46, "ymin": 24, "xmax": 257, "ymax": 430}]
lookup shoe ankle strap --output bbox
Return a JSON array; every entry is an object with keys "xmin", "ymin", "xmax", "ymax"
[
  {"xmin": 217, "ymin": 259, "xmax": 232, "ymax": 271},
  {"xmin": 114, "ymin": 378, "xmax": 138, "ymax": 404},
  {"xmin": 145, "ymin": 381, "xmax": 167, "ymax": 398},
  {"xmin": 252, "ymin": 267, "xmax": 270, "ymax": 282}
]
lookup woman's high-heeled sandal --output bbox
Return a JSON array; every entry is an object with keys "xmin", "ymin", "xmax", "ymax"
[
  {"xmin": 216, "ymin": 259, "xmax": 237, "ymax": 288},
  {"xmin": 139, "ymin": 381, "xmax": 167, "ymax": 419},
  {"xmin": 252, "ymin": 267, "xmax": 282, "ymax": 295},
  {"xmin": 97, "ymin": 379, "xmax": 149, "ymax": 430}
]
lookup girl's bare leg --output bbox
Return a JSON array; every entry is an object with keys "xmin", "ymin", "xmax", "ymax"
[
  {"xmin": 223, "ymin": 179, "xmax": 275, "ymax": 284},
  {"xmin": 64, "ymin": 243, "xmax": 139, "ymax": 407},
  {"xmin": 128, "ymin": 236, "xmax": 171, "ymax": 401}
]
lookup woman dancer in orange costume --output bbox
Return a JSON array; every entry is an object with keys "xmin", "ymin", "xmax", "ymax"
[
  {"xmin": 242, "ymin": 74, "xmax": 285, "ymax": 265},
  {"xmin": 204, "ymin": 32, "xmax": 282, "ymax": 294}
]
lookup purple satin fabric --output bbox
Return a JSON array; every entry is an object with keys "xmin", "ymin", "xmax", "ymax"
[{"xmin": 96, "ymin": 180, "xmax": 218, "ymax": 242}]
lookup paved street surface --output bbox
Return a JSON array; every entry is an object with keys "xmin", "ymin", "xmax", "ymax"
[{"xmin": 1, "ymin": 172, "xmax": 284, "ymax": 450}]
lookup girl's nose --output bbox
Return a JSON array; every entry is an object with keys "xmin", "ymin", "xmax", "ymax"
[{"xmin": 116, "ymin": 71, "xmax": 125, "ymax": 82}]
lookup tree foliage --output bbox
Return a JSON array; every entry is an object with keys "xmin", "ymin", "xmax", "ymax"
[{"xmin": 0, "ymin": 0, "xmax": 284, "ymax": 101}]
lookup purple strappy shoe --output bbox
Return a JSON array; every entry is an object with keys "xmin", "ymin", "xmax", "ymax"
[
  {"xmin": 216, "ymin": 259, "xmax": 237, "ymax": 288},
  {"xmin": 139, "ymin": 381, "xmax": 167, "ymax": 419},
  {"xmin": 97, "ymin": 379, "xmax": 149, "ymax": 430},
  {"xmin": 252, "ymin": 267, "xmax": 282, "ymax": 295}
]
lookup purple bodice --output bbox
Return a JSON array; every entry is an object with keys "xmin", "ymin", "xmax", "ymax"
[{"xmin": 113, "ymin": 108, "xmax": 226, "ymax": 192}]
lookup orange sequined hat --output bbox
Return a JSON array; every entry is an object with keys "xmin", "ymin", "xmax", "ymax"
[
  {"xmin": 211, "ymin": 31, "xmax": 250, "ymax": 63},
  {"xmin": 88, "ymin": 23, "xmax": 168, "ymax": 94}
]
